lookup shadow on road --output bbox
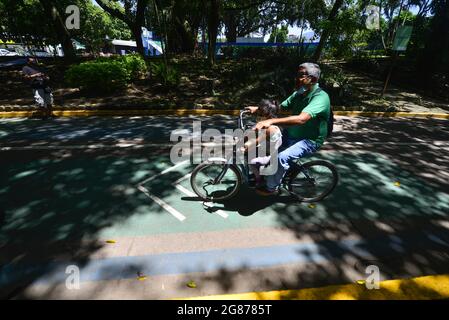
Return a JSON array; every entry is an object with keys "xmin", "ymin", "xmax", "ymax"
[{"xmin": 1, "ymin": 116, "xmax": 448, "ymax": 299}]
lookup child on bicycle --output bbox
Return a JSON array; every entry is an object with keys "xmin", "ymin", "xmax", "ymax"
[{"xmin": 243, "ymin": 99, "xmax": 283, "ymax": 187}]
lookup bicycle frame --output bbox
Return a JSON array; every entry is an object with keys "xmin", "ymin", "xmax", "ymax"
[
  {"xmin": 207, "ymin": 110, "xmax": 310, "ymax": 188},
  {"xmin": 192, "ymin": 109, "xmax": 338, "ymax": 202},
  {"xmin": 207, "ymin": 110, "xmax": 251, "ymax": 185}
]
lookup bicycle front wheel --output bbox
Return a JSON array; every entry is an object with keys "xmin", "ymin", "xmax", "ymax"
[
  {"xmin": 287, "ymin": 160, "xmax": 338, "ymax": 202},
  {"xmin": 190, "ymin": 162, "xmax": 242, "ymax": 202}
]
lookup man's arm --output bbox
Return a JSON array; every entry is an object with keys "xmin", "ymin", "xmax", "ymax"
[
  {"xmin": 22, "ymin": 67, "xmax": 43, "ymax": 79},
  {"xmin": 254, "ymin": 112, "xmax": 311, "ymax": 130},
  {"xmin": 255, "ymin": 92, "xmax": 329, "ymax": 130},
  {"xmin": 245, "ymin": 106, "xmax": 259, "ymax": 113},
  {"xmin": 26, "ymin": 73, "xmax": 44, "ymax": 79},
  {"xmin": 246, "ymin": 91, "xmax": 297, "ymax": 114}
]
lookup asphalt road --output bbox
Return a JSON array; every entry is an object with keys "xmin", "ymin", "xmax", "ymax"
[{"xmin": 1, "ymin": 115, "xmax": 449, "ymax": 299}]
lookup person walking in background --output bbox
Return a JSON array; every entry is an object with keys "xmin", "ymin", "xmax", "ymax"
[{"xmin": 22, "ymin": 57, "xmax": 54, "ymax": 118}]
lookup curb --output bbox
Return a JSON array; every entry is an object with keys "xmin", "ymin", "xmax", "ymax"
[
  {"xmin": 0, "ymin": 109, "xmax": 448, "ymax": 119},
  {"xmin": 177, "ymin": 274, "xmax": 449, "ymax": 300},
  {"xmin": 0, "ymin": 109, "xmax": 238, "ymax": 118},
  {"xmin": 333, "ymin": 111, "xmax": 449, "ymax": 119}
]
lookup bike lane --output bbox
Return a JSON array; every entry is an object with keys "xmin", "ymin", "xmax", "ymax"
[{"xmin": 1, "ymin": 115, "xmax": 449, "ymax": 299}]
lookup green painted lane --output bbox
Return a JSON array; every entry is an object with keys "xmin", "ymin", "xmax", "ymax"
[{"xmin": 1, "ymin": 148, "xmax": 448, "ymax": 245}]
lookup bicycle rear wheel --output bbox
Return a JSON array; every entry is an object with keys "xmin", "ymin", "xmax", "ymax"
[
  {"xmin": 190, "ymin": 162, "xmax": 242, "ymax": 202},
  {"xmin": 287, "ymin": 160, "xmax": 338, "ymax": 202}
]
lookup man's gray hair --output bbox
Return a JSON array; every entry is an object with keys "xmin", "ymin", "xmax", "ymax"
[{"xmin": 299, "ymin": 62, "xmax": 321, "ymax": 81}]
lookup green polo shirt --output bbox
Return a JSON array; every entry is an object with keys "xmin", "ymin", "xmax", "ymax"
[{"xmin": 280, "ymin": 84, "xmax": 331, "ymax": 148}]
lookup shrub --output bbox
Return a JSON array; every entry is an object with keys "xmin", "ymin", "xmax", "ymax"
[
  {"xmin": 233, "ymin": 47, "xmax": 276, "ymax": 59},
  {"xmin": 150, "ymin": 62, "xmax": 180, "ymax": 87},
  {"xmin": 116, "ymin": 54, "xmax": 148, "ymax": 80},
  {"xmin": 320, "ymin": 66, "xmax": 354, "ymax": 105},
  {"xmin": 65, "ymin": 54, "xmax": 148, "ymax": 92},
  {"xmin": 65, "ymin": 60, "xmax": 129, "ymax": 92}
]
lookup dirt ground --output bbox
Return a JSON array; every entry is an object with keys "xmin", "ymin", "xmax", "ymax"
[{"xmin": 1, "ymin": 58, "xmax": 448, "ymax": 113}]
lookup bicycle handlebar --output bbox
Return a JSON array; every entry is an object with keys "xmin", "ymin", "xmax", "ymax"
[{"xmin": 239, "ymin": 109, "xmax": 251, "ymax": 130}]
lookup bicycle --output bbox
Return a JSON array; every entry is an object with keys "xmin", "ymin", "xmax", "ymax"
[{"xmin": 190, "ymin": 109, "xmax": 339, "ymax": 203}]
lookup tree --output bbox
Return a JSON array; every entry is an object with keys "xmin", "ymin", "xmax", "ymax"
[
  {"xmin": 312, "ymin": 0, "xmax": 345, "ymax": 61},
  {"xmin": 222, "ymin": 1, "xmax": 278, "ymax": 42},
  {"xmin": 407, "ymin": 0, "xmax": 432, "ymax": 56},
  {"xmin": 95, "ymin": 0, "xmax": 150, "ymax": 56},
  {"xmin": 38, "ymin": 0, "xmax": 76, "ymax": 61},
  {"xmin": 169, "ymin": 0, "xmax": 204, "ymax": 53},
  {"xmin": 0, "ymin": 0, "xmax": 54, "ymax": 48},
  {"xmin": 0, "ymin": 0, "xmax": 79, "ymax": 60},
  {"xmin": 419, "ymin": 0, "xmax": 449, "ymax": 78},
  {"xmin": 206, "ymin": 0, "xmax": 221, "ymax": 65},
  {"xmin": 268, "ymin": 25, "xmax": 288, "ymax": 42},
  {"xmin": 325, "ymin": 1, "xmax": 365, "ymax": 58},
  {"xmin": 77, "ymin": 1, "xmax": 131, "ymax": 54}
]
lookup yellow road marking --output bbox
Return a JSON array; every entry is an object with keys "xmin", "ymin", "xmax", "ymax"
[
  {"xmin": 178, "ymin": 274, "xmax": 449, "ymax": 300},
  {"xmin": 1, "ymin": 109, "xmax": 448, "ymax": 119}
]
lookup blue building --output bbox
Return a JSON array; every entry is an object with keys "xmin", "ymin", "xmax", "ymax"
[{"xmin": 110, "ymin": 28, "xmax": 163, "ymax": 56}]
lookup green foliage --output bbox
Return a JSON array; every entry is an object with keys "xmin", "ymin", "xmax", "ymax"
[
  {"xmin": 321, "ymin": 66, "xmax": 349, "ymax": 88},
  {"xmin": 223, "ymin": 46, "xmax": 315, "ymax": 62},
  {"xmin": 230, "ymin": 58, "xmax": 265, "ymax": 83},
  {"xmin": 76, "ymin": 1, "xmax": 132, "ymax": 53},
  {"xmin": 268, "ymin": 25, "xmax": 289, "ymax": 43},
  {"xmin": 324, "ymin": 3, "xmax": 365, "ymax": 59},
  {"xmin": 231, "ymin": 47, "xmax": 275, "ymax": 59},
  {"xmin": 118, "ymin": 54, "xmax": 148, "ymax": 80},
  {"xmin": 346, "ymin": 57, "xmax": 384, "ymax": 75},
  {"xmin": 0, "ymin": 0, "xmax": 57, "ymax": 46},
  {"xmin": 150, "ymin": 62, "xmax": 180, "ymax": 87},
  {"xmin": 0, "ymin": 0, "xmax": 132, "ymax": 54},
  {"xmin": 320, "ymin": 65, "xmax": 354, "ymax": 105},
  {"xmin": 65, "ymin": 54, "xmax": 148, "ymax": 92},
  {"xmin": 65, "ymin": 60, "xmax": 129, "ymax": 92}
]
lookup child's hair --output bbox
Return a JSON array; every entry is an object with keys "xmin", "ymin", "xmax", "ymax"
[{"xmin": 257, "ymin": 99, "xmax": 279, "ymax": 118}]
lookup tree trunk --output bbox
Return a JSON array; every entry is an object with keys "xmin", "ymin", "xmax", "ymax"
[
  {"xmin": 169, "ymin": 1, "xmax": 198, "ymax": 54},
  {"xmin": 420, "ymin": 0, "xmax": 449, "ymax": 77},
  {"xmin": 38, "ymin": 0, "xmax": 76, "ymax": 62},
  {"xmin": 172, "ymin": 18, "xmax": 196, "ymax": 53},
  {"xmin": 134, "ymin": 0, "xmax": 149, "ymax": 56},
  {"xmin": 132, "ymin": 25, "xmax": 145, "ymax": 56},
  {"xmin": 207, "ymin": 0, "xmax": 220, "ymax": 65},
  {"xmin": 96, "ymin": 0, "xmax": 148, "ymax": 57},
  {"xmin": 224, "ymin": 12, "xmax": 237, "ymax": 42},
  {"xmin": 312, "ymin": 0, "xmax": 344, "ymax": 62}
]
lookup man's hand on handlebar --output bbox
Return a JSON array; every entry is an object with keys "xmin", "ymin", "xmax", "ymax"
[
  {"xmin": 254, "ymin": 119, "xmax": 273, "ymax": 131},
  {"xmin": 245, "ymin": 106, "xmax": 258, "ymax": 114}
]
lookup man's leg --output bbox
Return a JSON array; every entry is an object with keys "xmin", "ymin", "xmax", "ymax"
[{"xmin": 264, "ymin": 139, "xmax": 318, "ymax": 192}]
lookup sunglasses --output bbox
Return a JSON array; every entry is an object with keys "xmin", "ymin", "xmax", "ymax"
[{"xmin": 297, "ymin": 72, "xmax": 310, "ymax": 78}]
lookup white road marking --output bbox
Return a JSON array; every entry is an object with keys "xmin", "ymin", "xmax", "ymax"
[
  {"xmin": 137, "ymin": 160, "xmax": 190, "ymax": 186},
  {"xmin": 0, "ymin": 143, "xmax": 168, "ymax": 151},
  {"xmin": 174, "ymin": 184, "xmax": 196, "ymax": 197},
  {"xmin": 174, "ymin": 184, "xmax": 229, "ymax": 219},
  {"xmin": 137, "ymin": 156, "xmax": 229, "ymax": 220},
  {"xmin": 137, "ymin": 185, "xmax": 186, "ymax": 222},
  {"xmin": 173, "ymin": 173, "xmax": 192, "ymax": 185},
  {"xmin": 2, "ymin": 140, "xmax": 449, "ymax": 152},
  {"xmin": 171, "ymin": 172, "xmax": 229, "ymax": 219}
]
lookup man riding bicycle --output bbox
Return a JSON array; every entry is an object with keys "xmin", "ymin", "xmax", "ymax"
[{"xmin": 246, "ymin": 62, "xmax": 331, "ymax": 196}]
